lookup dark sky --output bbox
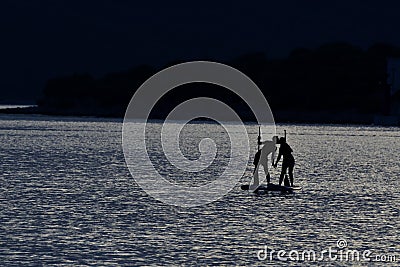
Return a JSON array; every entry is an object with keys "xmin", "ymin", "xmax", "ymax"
[{"xmin": 1, "ymin": 0, "xmax": 400, "ymax": 102}]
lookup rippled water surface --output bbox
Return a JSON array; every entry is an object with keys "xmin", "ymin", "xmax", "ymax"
[{"xmin": 1, "ymin": 114, "xmax": 399, "ymax": 266}]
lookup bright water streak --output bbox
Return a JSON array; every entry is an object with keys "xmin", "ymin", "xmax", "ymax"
[{"xmin": 0, "ymin": 114, "xmax": 399, "ymax": 266}]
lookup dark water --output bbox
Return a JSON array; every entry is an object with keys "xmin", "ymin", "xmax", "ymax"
[{"xmin": 0, "ymin": 115, "xmax": 399, "ymax": 266}]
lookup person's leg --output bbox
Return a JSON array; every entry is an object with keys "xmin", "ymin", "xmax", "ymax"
[
  {"xmin": 250, "ymin": 164, "xmax": 260, "ymax": 191},
  {"xmin": 263, "ymin": 164, "xmax": 270, "ymax": 184},
  {"xmin": 288, "ymin": 164, "xmax": 294, "ymax": 187},
  {"xmin": 279, "ymin": 164, "xmax": 288, "ymax": 186}
]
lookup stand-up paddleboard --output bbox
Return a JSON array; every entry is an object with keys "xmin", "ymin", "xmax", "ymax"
[{"xmin": 241, "ymin": 183, "xmax": 302, "ymax": 193}]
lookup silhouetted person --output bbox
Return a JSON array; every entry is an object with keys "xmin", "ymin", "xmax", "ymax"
[
  {"xmin": 274, "ymin": 137, "xmax": 295, "ymax": 187},
  {"xmin": 250, "ymin": 136, "xmax": 278, "ymax": 191}
]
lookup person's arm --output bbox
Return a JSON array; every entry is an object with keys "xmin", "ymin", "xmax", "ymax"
[
  {"xmin": 274, "ymin": 148, "xmax": 282, "ymax": 167},
  {"xmin": 271, "ymin": 147, "xmax": 276, "ymax": 166},
  {"xmin": 258, "ymin": 140, "xmax": 267, "ymax": 145}
]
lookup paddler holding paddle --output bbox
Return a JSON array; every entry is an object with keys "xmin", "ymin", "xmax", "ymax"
[
  {"xmin": 250, "ymin": 125, "xmax": 278, "ymax": 191},
  {"xmin": 273, "ymin": 131, "xmax": 296, "ymax": 187}
]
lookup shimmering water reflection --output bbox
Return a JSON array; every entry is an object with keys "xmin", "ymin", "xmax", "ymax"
[{"xmin": 0, "ymin": 115, "xmax": 399, "ymax": 266}]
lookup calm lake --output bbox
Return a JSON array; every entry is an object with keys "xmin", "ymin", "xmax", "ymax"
[{"xmin": 0, "ymin": 114, "xmax": 399, "ymax": 266}]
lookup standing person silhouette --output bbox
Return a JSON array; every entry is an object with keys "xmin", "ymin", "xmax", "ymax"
[
  {"xmin": 250, "ymin": 135, "xmax": 278, "ymax": 191},
  {"xmin": 274, "ymin": 137, "xmax": 295, "ymax": 187}
]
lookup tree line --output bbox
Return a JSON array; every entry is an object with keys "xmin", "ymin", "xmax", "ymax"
[{"xmin": 37, "ymin": 42, "xmax": 400, "ymax": 121}]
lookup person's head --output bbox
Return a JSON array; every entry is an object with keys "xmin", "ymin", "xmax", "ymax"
[
  {"xmin": 279, "ymin": 137, "xmax": 286, "ymax": 144},
  {"xmin": 272, "ymin": 136, "xmax": 278, "ymax": 144}
]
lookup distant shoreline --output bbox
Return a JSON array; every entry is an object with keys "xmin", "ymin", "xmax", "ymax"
[
  {"xmin": 0, "ymin": 106, "xmax": 398, "ymax": 126},
  {"xmin": 0, "ymin": 104, "xmax": 37, "ymax": 109}
]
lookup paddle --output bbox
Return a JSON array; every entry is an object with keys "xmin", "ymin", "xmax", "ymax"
[{"xmin": 253, "ymin": 125, "xmax": 262, "ymax": 167}]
